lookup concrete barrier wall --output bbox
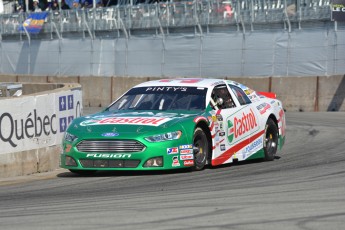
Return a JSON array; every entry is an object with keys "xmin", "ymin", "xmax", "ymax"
[
  {"xmin": 0, "ymin": 82, "xmax": 82, "ymax": 178},
  {"xmin": 1, "ymin": 75, "xmax": 345, "ymax": 112},
  {"xmin": 0, "ymin": 74, "xmax": 344, "ymax": 178}
]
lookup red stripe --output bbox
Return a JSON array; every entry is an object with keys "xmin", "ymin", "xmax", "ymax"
[
  {"xmin": 209, "ymin": 122, "xmax": 214, "ymax": 131},
  {"xmin": 212, "ymin": 139, "xmax": 225, "ymax": 150},
  {"xmin": 212, "ymin": 129, "xmax": 265, "ymax": 166},
  {"xmin": 212, "ymin": 130, "xmax": 220, "ymax": 138}
]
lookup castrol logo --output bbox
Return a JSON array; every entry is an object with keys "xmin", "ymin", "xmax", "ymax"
[{"xmin": 234, "ymin": 109, "xmax": 258, "ymax": 138}]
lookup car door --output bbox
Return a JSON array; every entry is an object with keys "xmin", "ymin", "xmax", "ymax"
[
  {"xmin": 209, "ymin": 84, "xmax": 261, "ymax": 166},
  {"xmin": 227, "ymin": 84, "xmax": 263, "ymax": 160}
]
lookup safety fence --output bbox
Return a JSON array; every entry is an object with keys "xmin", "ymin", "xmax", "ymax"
[
  {"xmin": 0, "ymin": 0, "xmax": 343, "ymax": 77},
  {"xmin": 0, "ymin": 0, "xmax": 333, "ymax": 39}
]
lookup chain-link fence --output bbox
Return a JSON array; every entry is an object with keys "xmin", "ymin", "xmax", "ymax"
[
  {"xmin": 0, "ymin": 0, "xmax": 344, "ymax": 77},
  {"xmin": 0, "ymin": 0, "xmax": 334, "ymax": 37}
]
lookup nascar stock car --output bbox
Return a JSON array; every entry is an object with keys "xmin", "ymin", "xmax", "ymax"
[{"xmin": 60, "ymin": 78, "xmax": 286, "ymax": 174}]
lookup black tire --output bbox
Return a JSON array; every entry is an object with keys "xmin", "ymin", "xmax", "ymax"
[
  {"xmin": 264, "ymin": 118, "xmax": 279, "ymax": 161},
  {"xmin": 192, "ymin": 127, "xmax": 209, "ymax": 171},
  {"xmin": 69, "ymin": 169, "xmax": 97, "ymax": 176}
]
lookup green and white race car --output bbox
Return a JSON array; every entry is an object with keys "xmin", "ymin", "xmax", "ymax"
[{"xmin": 60, "ymin": 78, "xmax": 286, "ymax": 174}]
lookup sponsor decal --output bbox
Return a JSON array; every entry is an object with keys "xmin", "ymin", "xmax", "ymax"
[
  {"xmin": 180, "ymin": 149, "xmax": 193, "ymax": 154},
  {"xmin": 220, "ymin": 144, "xmax": 226, "ymax": 151},
  {"xmin": 80, "ymin": 117, "xmax": 170, "ymax": 127},
  {"xmin": 234, "ymin": 109, "xmax": 258, "ymax": 138},
  {"xmin": 180, "ymin": 144, "xmax": 193, "ymax": 149},
  {"xmin": 145, "ymin": 87, "xmax": 187, "ymax": 92},
  {"xmin": 172, "ymin": 156, "xmax": 180, "ymax": 167},
  {"xmin": 249, "ymin": 94, "xmax": 259, "ymax": 102},
  {"xmin": 219, "ymin": 131, "xmax": 225, "ymax": 136},
  {"xmin": 180, "ymin": 154, "xmax": 194, "ymax": 160},
  {"xmin": 219, "ymin": 122, "xmax": 223, "ymax": 130},
  {"xmin": 86, "ymin": 153, "xmax": 131, "ymax": 158},
  {"xmin": 216, "ymin": 114, "xmax": 223, "ymax": 121},
  {"xmin": 101, "ymin": 132, "xmax": 119, "ymax": 137},
  {"xmin": 256, "ymin": 103, "xmax": 271, "ymax": 115},
  {"xmin": 227, "ymin": 109, "xmax": 258, "ymax": 144},
  {"xmin": 227, "ymin": 120, "xmax": 234, "ymax": 143},
  {"xmin": 242, "ymin": 138, "xmax": 263, "ymax": 155},
  {"xmin": 167, "ymin": 147, "xmax": 179, "ymax": 155},
  {"xmin": 183, "ymin": 160, "xmax": 194, "ymax": 166},
  {"xmin": 65, "ymin": 144, "xmax": 72, "ymax": 153},
  {"xmin": 244, "ymin": 89, "xmax": 254, "ymax": 95},
  {"xmin": 212, "ymin": 115, "xmax": 217, "ymax": 122}
]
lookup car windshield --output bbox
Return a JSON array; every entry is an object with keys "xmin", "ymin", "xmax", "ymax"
[{"xmin": 107, "ymin": 86, "xmax": 207, "ymax": 112}]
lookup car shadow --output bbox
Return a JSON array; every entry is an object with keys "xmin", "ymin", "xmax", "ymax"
[
  {"xmin": 57, "ymin": 155, "xmax": 281, "ymax": 177},
  {"xmin": 57, "ymin": 168, "xmax": 192, "ymax": 178}
]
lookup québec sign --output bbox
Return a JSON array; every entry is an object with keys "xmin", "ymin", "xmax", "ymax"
[{"xmin": 0, "ymin": 90, "xmax": 82, "ymax": 155}]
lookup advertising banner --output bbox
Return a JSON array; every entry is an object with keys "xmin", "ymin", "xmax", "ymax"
[
  {"xmin": 332, "ymin": 0, "xmax": 345, "ymax": 21},
  {"xmin": 19, "ymin": 12, "xmax": 49, "ymax": 34},
  {"xmin": 0, "ymin": 89, "xmax": 82, "ymax": 155}
]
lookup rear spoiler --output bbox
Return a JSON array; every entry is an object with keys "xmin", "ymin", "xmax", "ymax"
[{"xmin": 258, "ymin": 91, "xmax": 277, "ymax": 99}]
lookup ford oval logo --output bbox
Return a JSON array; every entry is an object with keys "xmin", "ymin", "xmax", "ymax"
[{"xmin": 101, "ymin": 132, "xmax": 119, "ymax": 137}]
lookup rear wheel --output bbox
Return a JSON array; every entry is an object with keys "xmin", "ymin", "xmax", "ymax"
[
  {"xmin": 192, "ymin": 127, "xmax": 209, "ymax": 171},
  {"xmin": 264, "ymin": 118, "xmax": 279, "ymax": 161},
  {"xmin": 69, "ymin": 169, "xmax": 97, "ymax": 176}
]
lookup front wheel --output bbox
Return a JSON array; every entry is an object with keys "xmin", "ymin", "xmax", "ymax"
[
  {"xmin": 192, "ymin": 127, "xmax": 209, "ymax": 171},
  {"xmin": 263, "ymin": 118, "xmax": 279, "ymax": 161}
]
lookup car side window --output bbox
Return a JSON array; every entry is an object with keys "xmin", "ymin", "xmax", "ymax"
[
  {"xmin": 229, "ymin": 85, "xmax": 252, "ymax": 106},
  {"xmin": 211, "ymin": 85, "xmax": 236, "ymax": 109}
]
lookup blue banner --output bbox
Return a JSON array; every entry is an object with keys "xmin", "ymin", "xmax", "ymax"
[{"xmin": 19, "ymin": 12, "xmax": 49, "ymax": 34}]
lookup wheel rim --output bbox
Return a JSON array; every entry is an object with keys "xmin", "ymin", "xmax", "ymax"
[
  {"xmin": 194, "ymin": 133, "xmax": 207, "ymax": 166},
  {"xmin": 265, "ymin": 127, "xmax": 277, "ymax": 155}
]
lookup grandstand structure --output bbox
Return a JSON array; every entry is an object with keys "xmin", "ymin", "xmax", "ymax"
[
  {"xmin": 0, "ymin": 0, "xmax": 344, "ymax": 77},
  {"xmin": 0, "ymin": 0, "xmax": 334, "ymax": 35}
]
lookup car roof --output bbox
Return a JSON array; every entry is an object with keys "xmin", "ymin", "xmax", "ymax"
[{"xmin": 133, "ymin": 78, "xmax": 238, "ymax": 88}]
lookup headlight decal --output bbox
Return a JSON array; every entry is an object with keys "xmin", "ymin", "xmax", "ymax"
[
  {"xmin": 145, "ymin": 131, "xmax": 182, "ymax": 142},
  {"xmin": 64, "ymin": 132, "xmax": 78, "ymax": 142}
]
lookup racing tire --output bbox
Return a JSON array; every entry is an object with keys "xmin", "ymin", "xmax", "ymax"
[
  {"xmin": 263, "ymin": 118, "xmax": 279, "ymax": 161},
  {"xmin": 69, "ymin": 169, "xmax": 97, "ymax": 176},
  {"xmin": 192, "ymin": 127, "xmax": 209, "ymax": 171}
]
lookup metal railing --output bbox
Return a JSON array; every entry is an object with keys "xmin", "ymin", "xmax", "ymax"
[{"xmin": 0, "ymin": 0, "xmax": 333, "ymax": 38}]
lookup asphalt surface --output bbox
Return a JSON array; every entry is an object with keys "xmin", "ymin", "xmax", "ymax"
[{"xmin": 0, "ymin": 112, "xmax": 345, "ymax": 230}]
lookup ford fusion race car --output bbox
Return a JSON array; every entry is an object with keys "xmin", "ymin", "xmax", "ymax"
[{"xmin": 60, "ymin": 78, "xmax": 286, "ymax": 174}]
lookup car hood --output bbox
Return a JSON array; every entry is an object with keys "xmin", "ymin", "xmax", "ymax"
[{"xmin": 67, "ymin": 110, "xmax": 201, "ymax": 137}]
